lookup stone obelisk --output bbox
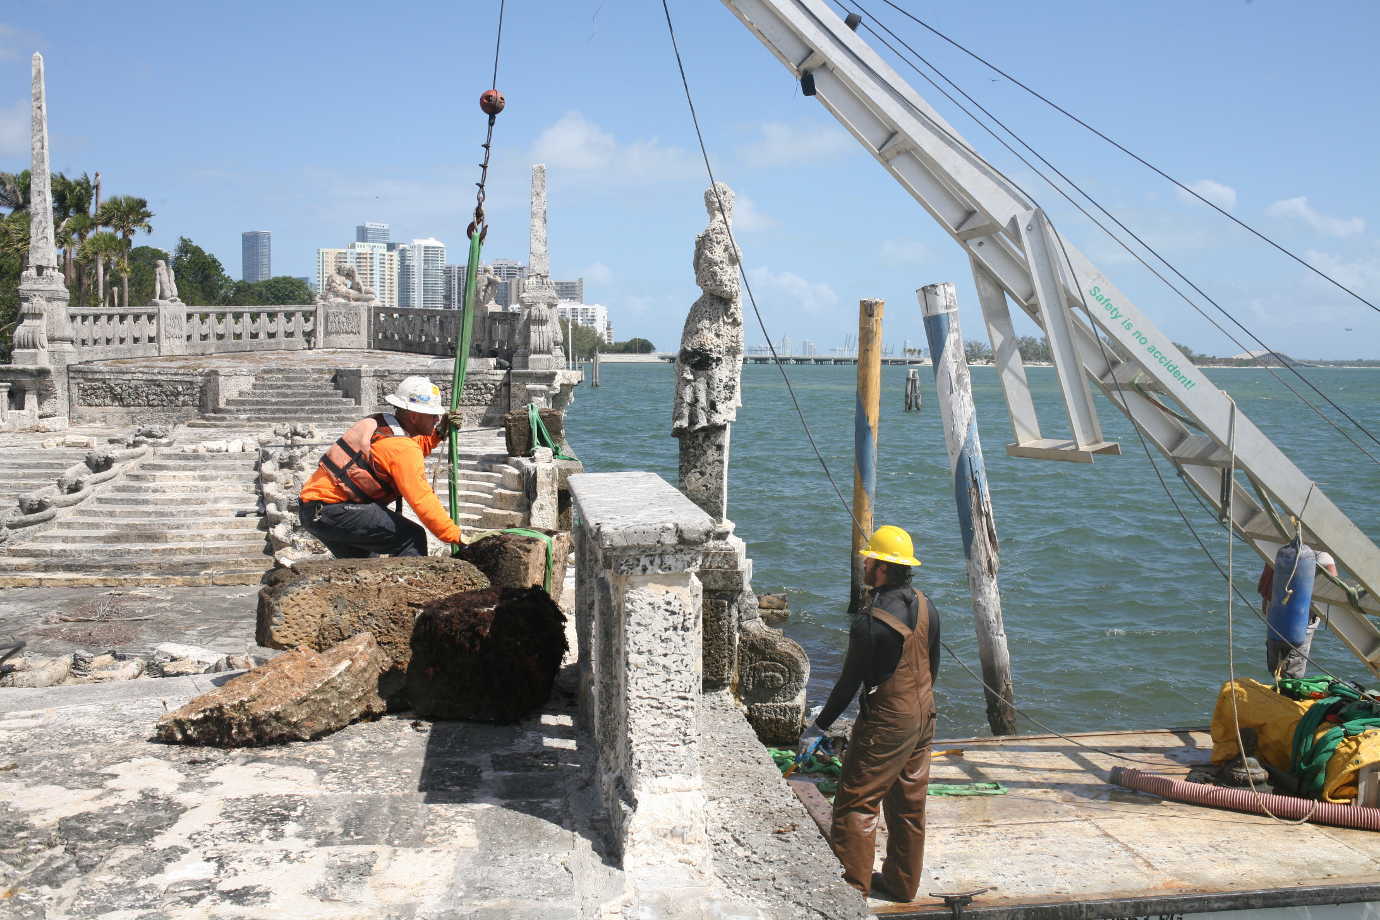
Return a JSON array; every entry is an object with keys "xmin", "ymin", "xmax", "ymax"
[
  {"xmin": 516, "ymin": 164, "xmax": 563, "ymax": 371},
  {"xmin": 12, "ymin": 53, "xmax": 75, "ymax": 424}
]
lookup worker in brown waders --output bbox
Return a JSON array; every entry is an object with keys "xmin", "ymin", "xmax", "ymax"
[
  {"xmin": 298, "ymin": 375, "xmax": 462, "ymax": 557},
  {"xmin": 803, "ymin": 524, "xmax": 940, "ymax": 902}
]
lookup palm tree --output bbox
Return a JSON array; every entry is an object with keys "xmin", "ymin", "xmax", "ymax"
[
  {"xmin": 60, "ymin": 212, "xmax": 96, "ymax": 296},
  {"xmin": 78, "ymin": 231, "xmax": 122, "ymax": 308},
  {"xmin": 52, "ymin": 173, "xmax": 96, "ymax": 287},
  {"xmin": 0, "ymin": 171, "xmax": 30, "ymax": 215},
  {"xmin": 0, "ymin": 212, "xmax": 30, "ymax": 264},
  {"xmin": 96, "ymin": 195, "xmax": 153, "ymax": 307}
]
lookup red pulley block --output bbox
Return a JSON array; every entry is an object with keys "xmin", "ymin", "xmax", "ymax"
[{"xmin": 480, "ymin": 89, "xmax": 505, "ymax": 115}]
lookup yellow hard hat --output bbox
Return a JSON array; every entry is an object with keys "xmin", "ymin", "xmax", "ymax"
[{"xmin": 858, "ymin": 525, "xmax": 921, "ymax": 567}]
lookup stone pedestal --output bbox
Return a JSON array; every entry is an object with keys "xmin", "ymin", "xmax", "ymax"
[
  {"xmin": 316, "ymin": 300, "xmax": 371, "ymax": 349},
  {"xmin": 155, "ymin": 301, "xmax": 188, "ymax": 355},
  {"xmin": 568, "ymin": 471, "xmax": 714, "ymax": 873},
  {"xmin": 677, "ymin": 425, "xmax": 730, "ymax": 522},
  {"xmin": 697, "ymin": 527, "xmax": 808, "ymax": 744}
]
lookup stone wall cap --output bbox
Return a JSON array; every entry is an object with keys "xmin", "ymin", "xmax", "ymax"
[{"xmin": 569, "ymin": 471, "xmax": 714, "ymax": 550}]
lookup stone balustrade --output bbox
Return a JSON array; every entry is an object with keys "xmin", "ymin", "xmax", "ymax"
[
  {"xmin": 371, "ymin": 306, "xmax": 459, "ymax": 357},
  {"xmin": 183, "ymin": 306, "xmax": 317, "ymax": 355},
  {"xmin": 69, "ymin": 307, "xmax": 159, "ymax": 360},
  {"xmin": 568, "ymin": 470, "xmax": 715, "ymax": 874}
]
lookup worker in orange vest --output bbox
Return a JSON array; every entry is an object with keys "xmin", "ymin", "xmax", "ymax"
[{"xmin": 298, "ymin": 375, "xmax": 462, "ymax": 557}]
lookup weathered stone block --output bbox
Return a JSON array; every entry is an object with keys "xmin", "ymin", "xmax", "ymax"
[
  {"xmin": 405, "ymin": 587, "xmax": 567, "ymax": 722},
  {"xmin": 155, "ymin": 632, "xmax": 388, "ymax": 746},
  {"xmin": 256, "ymin": 557, "xmax": 489, "ymax": 697},
  {"xmin": 738, "ymin": 620, "xmax": 809, "ymax": 746},
  {"xmin": 0, "ymin": 654, "xmax": 71, "ymax": 688},
  {"xmin": 503, "ymin": 406, "xmax": 564, "ymax": 457},
  {"xmin": 455, "ymin": 528, "xmax": 570, "ymax": 596}
]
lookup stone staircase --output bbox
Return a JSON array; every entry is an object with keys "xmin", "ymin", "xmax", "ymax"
[
  {"xmin": 0, "ymin": 452, "xmax": 271, "ymax": 586},
  {"xmin": 420, "ymin": 454, "xmax": 527, "ymax": 532},
  {"xmin": 0, "ymin": 447, "xmax": 91, "ymax": 512},
  {"xmin": 185, "ymin": 368, "xmax": 361, "ymax": 430}
]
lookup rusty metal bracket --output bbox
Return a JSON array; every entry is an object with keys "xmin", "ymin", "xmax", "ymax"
[{"xmin": 929, "ymin": 887, "xmax": 991, "ymax": 920}]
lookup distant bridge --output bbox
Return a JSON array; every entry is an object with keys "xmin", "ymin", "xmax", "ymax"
[{"xmin": 655, "ymin": 353, "xmax": 926, "ymax": 366}]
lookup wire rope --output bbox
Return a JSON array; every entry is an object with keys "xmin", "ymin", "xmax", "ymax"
[
  {"xmin": 868, "ymin": 0, "xmax": 1380, "ymax": 318},
  {"xmin": 838, "ymin": 0, "xmax": 1380, "ymax": 463}
]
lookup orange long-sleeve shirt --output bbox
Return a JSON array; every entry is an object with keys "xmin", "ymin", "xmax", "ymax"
[{"xmin": 300, "ymin": 430, "xmax": 461, "ymax": 544}]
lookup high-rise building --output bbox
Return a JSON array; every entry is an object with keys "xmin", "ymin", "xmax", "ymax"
[
  {"xmin": 356, "ymin": 222, "xmax": 389, "ymax": 244},
  {"xmin": 442, "ymin": 264, "xmax": 464, "ymax": 310},
  {"xmin": 553, "ymin": 279, "xmax": 584, "ymax": 303},
  {"xmin": 241, "ymin": 231, "xmax": 271, "ymax": 282},
  {"xmin": 556, "ymin": 303, "xmax": 613, "ymax": 344},
  {"xmin": 397, "ymin": 238, "xmax": 447, "ymax": 309},
  {"xmin": 315, "ymin": 241, "xmax": 398, "ymax": 308}
]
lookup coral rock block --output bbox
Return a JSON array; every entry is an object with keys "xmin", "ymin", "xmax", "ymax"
[
  {"xmin": 455, "ymin": 529, "xmax": 570, "ymax": 595},
  {"xmin": 256, "ymin": 556, "xmax": 490, "ymax": 694},
  {"xmin": 406, "ymin": 587, "xmax": 567, "ymax": 723},
  {"xmin": 155, "ymin": 632, "xmax": 388, "ymax": 746}
]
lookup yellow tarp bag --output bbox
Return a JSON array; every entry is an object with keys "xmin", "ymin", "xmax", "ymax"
[
  {"xmin": 1210, "ymin": 678, "xmax": 1380, "ymax": 803},
  {"xmin": 1323, "ymin": 729, "xmax": 1380, "ymax": 803},
  {"xmin": 1210, "ymin": 678, "xmax": 1310, "ymax": 771}
]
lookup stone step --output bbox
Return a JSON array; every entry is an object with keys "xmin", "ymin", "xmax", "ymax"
[
  {"xmin": 123, "ymin": 469, "xmax": 255, "ymax": 483},
  {"xmin": 242, "ymin": 385, "xmax": 348, "ymax": 396},
  {"xmin": 224, "ymin": 397, "xmax": 357, "ymax": 409},
  {"xmin": 0, "ymin": 555, "xmax": 271, "ymax": 580},
  {"xmin": 2, "ymin": 541, "xmax": 269, "ymax": 559},
  {"xmin": 62, "ymin": 515, "xmax": 264, "ymax": 531},
  {"xmin": 138, "ymin": 459, "xmax": 257, "ymax": 471},
  {"xmin": 103, "ymin": 482, "xmax": 258, "ymax": 495},
  {"xmin": 0, "ymin": 569, "xmax": 267, "ymax": 587},
  {"xmin": 73, "ymin": 506, "xmax": 260, "ymax": 520},
  {"xmin": 93, "ymin": 495, "xmax": 259, "ymax": 509},
  {"xmin": 204, "ymin": 411, "xmax": 360, "ymax": 421},
  {"xmin": 26, "ymin": 529, "xmax": 267, "ymax": 546},
  {"xmin": 0, "ymin": 459, "xmax": 86, "ymax": 472}
]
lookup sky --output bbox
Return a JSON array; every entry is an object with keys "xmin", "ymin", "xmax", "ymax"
[{"xmin": 2, "ymin": 1, "xmax": 1378, "ymax": 360}]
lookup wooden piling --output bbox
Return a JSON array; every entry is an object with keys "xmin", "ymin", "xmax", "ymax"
[
  {"xmin": 905, "ymin": 368, "xmax": 922, "ymax": 412},
  {"xmin": 919, "ymin": 282, "xmax": 1017, "ymax": 735},
  {"xmin": 850, "ymin": 298, "xmax": 884, "ymax": 616},
  {"xmin": 591, "ymin": 350, "xmax": 601, "ymax": 388}
]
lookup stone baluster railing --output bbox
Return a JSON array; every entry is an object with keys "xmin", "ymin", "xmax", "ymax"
[
  {"xmin": 184, "ymin": 306, "xmax": 317, "ymax": 354},
  {"xmin": 371, "ymin": 306, "xmax": 460, "ymax": 357},
  {"xmin": 68, "ymin": 307, "xmax": 159, "ymax": 359},
  {"xmin": 568, "ymin": 470, "xmax": 715, "ymax": 880}
]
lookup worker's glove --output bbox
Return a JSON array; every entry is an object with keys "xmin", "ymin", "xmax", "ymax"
[
  {"xmin": 797, "ymin": 724, "xmax": 831, "ymax": 758},
  {"xmin": 438, "ymin": 412, "xmax": 457, "ymax": 435}
]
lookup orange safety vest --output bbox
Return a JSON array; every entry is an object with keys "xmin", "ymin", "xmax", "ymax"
[{"xmin": 314, "ymin": 413, "xmax": 409, "ymax": 505}]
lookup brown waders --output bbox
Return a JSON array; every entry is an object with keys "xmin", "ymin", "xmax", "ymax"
[{"xmin": 829, "ymin": 591, "xmax": 936, "ymax": 901}]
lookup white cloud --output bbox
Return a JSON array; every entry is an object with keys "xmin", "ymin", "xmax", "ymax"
[
  {"xmin": 0, "ymin": 99, "xmax": 24, "ymax": 156},
  {"xmin": 1266, "ymin": 196, "xmax": 1365, "ymax": 237},
  {"xmin": 582, "ymin": 261, "xmax": 613, "ymax": 285},
  {"xmin": 879, "ymin": 238, "xmax": 930, "ymax": 266},
  {"xmin": 746, "ymin": 266, "xmax": 839, "ymax": 315},
  {"xmin": 1176, "ymin": 179, "xmax": 1237, "ymax": 211},
  {"xmin": 1303, "ymin": 245, "xmax": 1380, "ymax": 297},
  {"xmin": 530, "ymin": 112, "xmax": 697, "ymax": 184},
  {"xmin": 732, "ymin": 195, "xmax": 777, "ymax": 232},
  {"xmin": 738, "ymin": 121, "xmax": 852, "ymax": 168}
]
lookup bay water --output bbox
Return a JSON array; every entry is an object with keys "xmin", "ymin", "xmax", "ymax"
[{"xmin": 566, "ymin": 362, "xmax": 1380, "ymax": 738}]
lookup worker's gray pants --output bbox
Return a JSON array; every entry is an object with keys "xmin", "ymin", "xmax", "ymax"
[
  {"xmin": 1266, "ymin": 620, "xmax": 1318, "ymax": 680},
  {"xmin": 300, "ymin": 501, "xmax": 427, "ymax": 558}
]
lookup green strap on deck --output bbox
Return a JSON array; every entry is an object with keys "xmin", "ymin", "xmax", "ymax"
[
  {"xmin": 527, "ymin": 403, "xmax": 575, "ymax": 461},
  {"xmin": 502, "ymin": 527, "xmax": 555, "ymax": 595},
  {"xmin": 448, "ymin": 231, "xmax": 483, "ymax": 551}
]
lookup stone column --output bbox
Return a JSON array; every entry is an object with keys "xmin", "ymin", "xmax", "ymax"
[
  {"xmin": 0, "ymin": 382, "xmax": 9, "ymax": 428},
  {"xmin": 12, "ymin": 54, "xmax": 74, "ymax": 427},
  {"xmin": 516, "ymin": 164, "xmax": 563, "ymax": 371},
  {"xmin": 568, "ymin": 471, "xmax": 713, "ymax": 872}
]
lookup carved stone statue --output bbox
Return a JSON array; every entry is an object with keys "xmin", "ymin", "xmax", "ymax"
[
  {"xmin": 316, "ymin": 264, "xmax": 378, "ymax": 305},
  {"xmin": 152, "ymin": 259, "xmax": 181, "ymax": 304},
  {"xmin": 673, "ymin": 182, "xmax": 743, "ymax": 435},
  {"xmin": 672, "ymin": 182, "xmax": 743, "ymax": 523},
  {"xmin": 515, "ymin": 164, "xmax": 565, "ymax": 369}
]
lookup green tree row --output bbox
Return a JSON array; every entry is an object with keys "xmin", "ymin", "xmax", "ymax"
[{"xmin": 556, "ymin": 319, "xmax": 654, "ymax": 361}]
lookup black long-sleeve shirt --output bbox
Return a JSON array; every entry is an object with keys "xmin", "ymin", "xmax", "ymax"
[{"xmin": 816, "ymin": 584, "xmax": 940, "ymax": 731}]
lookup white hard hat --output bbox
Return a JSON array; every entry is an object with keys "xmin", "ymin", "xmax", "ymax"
[{"xmin": 385, "ymin": 375, "xmax": 446, "ymax": 416}]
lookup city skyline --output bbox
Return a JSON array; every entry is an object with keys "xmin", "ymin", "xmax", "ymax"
[
  {"xmin": 5, "ymin": 4, "xmax": 1376, "ymax": 357},
  {"xmin": 240, "ymin": 230, "xmax": 270, "ymax": 283}
]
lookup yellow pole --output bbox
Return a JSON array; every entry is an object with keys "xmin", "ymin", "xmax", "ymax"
[{"xmin": 850, "ymin": 298, "xmax": 884, "ymax": 615}]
